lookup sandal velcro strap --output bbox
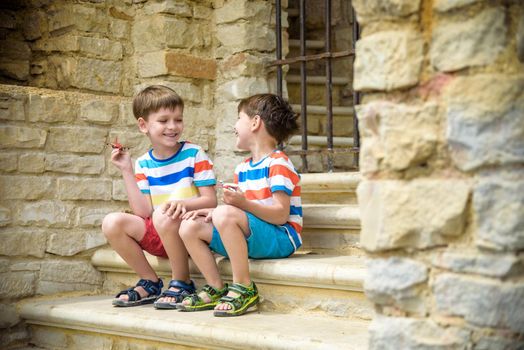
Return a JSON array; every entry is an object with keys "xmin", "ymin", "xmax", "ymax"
[
  {"xmin": 214, "ymin": 282, "xmax": 259, "ymax": 317},
  {"xmin": 113, "ymin": 278, "xmax": 163, "ymax": 307},
  {"xmin": 156, "ymin": 279, "xmax": 196, "ymax": 303},
  {"xmin": 178, "ymin": 284, "xmax": 228, "ymax": 312},
  {"xmin": 136, "ymin": 278, "xmax": 163, "ymax": 297}
]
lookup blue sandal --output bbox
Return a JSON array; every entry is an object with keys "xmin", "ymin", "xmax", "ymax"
[
  {"xmin": 112, "ymin": 278, "xmax": 163, "ymax": 307},
  {"xmin": 154, "ymin": 279, "xmax": 196, "ymax": 309}
]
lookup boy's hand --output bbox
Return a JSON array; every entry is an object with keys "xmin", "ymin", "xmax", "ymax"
[
  {"xmin": 182, "ymin": 208, "xmax": 213, "ymax": 222},
  {"xmin": 110, "ymin": 148, "xmax": 133, "ymax": 172},
  {"xmin": 222, "ymin": 187, "xmax": 247, "ymax": 208},
  {"xmin": 162, "ymin": 201, "xmax": 187, "ymax": 220}
]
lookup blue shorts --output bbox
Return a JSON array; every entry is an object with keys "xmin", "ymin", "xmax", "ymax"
[{"xmin": 209, "ymin": 212, "xmax": 295, "ymax": 259}]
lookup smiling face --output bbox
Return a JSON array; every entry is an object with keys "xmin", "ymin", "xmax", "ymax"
[
  {"xmin": 234, "ymin": 110, "xmax": 254, "ymax": 150},
  {"xmin": 138, "ymin": 106, "xmax": 184, "ymax": 158}
]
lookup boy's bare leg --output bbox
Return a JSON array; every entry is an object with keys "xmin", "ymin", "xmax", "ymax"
[
  {"xmin": 153, "ymin": 208, "xmax": 191, "ymax": 303},
  {"xmin": 179, "ymin": 217, "xmax": 224, "ymax": 304},
  {"xmin": 211, "ymin": 205, "xmax": 251, "ymax": 311},
  {"xmin": 102, "ymin": 212, "xmax": 159, "ymax": 301}
]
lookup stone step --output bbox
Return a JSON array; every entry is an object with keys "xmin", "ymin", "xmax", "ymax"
[
  {"xmin": 92, "ymin": 248, "xmax": 372, "ymax": 320},
  {"xmin": 300, "ymin": 171, "xmax": 360, "ymax": 204},
  {"xmin": 19, "ymin": 295, "xmax": 369, "ymax": 350}
]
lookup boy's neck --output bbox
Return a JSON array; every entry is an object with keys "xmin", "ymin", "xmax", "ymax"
[
  {"xmin": 151, "ymin": 142, "xmax": 182, "ymax": 160},
  {"xmin": 250, "ymin": 141, "xmax": 277, "ymax": 163}
]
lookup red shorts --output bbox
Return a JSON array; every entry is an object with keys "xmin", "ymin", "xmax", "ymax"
[{"xmin": 138, "ymin": 217, "xmax": 168, "ymax": 258}]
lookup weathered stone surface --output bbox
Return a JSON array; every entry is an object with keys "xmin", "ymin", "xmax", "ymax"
[
  {"xmin": 112, "ymin": 179, "xmax": 128, "ymax": 201},
  {"xmin": 166, "ymin": 52, "xmax": 216, "ymax": 80},
  {"xmin": 58, "ymin": 178, "xmax": 112, "ymax": 201},
  {"xmin": 23, "ymin": 10, "xmax": 45, "ymax": 40},
  {"xmin": 474, "ymin": 170, "xmax": 524, "ymax": 251},
  {"xmin": 431, "ymin": 7, "xmax": 507, "ymax": 72},
  {"xmin": 18, "ymin": 153, "xmax": 45, "ymax": 173},
  {"xmin": 218, "ymin": 53, "xmax": 267, "ymax": 79},
  {"xmin": 356, "ymin": 102, "xmax": 439, "ymax": 173},
  {"xmin": 69, "ymin": 332, "xmax": 114, "ymax": 350},
  {"xmin": 217, "ymin": 77, "xmax": 269, "ymax": 101},
  {"xmin": 215, "ymin": 0, "xmax": 271, "ymax": 24},
  {"xmin": 0, "ymin": 176, "xmax": 54, "ymax": 200},
  {"xmin": 352, "ymin": 0, "xmax": 421, "ymax": 24},
  {"xmin": 0, "ymin": 126, "xmax": 47, "ymax": 149},
  {"xmin": 77, "ymin": 36, "xmax": 123, "ymax": 60},
  {"xmin": 0, "ymin": 272, "xmax": 36, "ymax": 298},
  {"xmin": 47, "ymin": 230, "xmax": 106, "ymax": 256},
  {"xmin": 137, "ymin": 51, "xmax": 168, "ymax": 78},
  {"xmin": 433, "ymin": 249, "xmax": 524, "ymax": 277},
  {"xmin": 0, "ymin": 206, "xmax": 11, "ymax": 226},
  {"xmin": 119, "ymin": 101, "xmax": 136, "ymax": 126},
  {"xmin": 31, "ymin": 327, "xmax": 67, "ymax": 349},
  {"xmin": 77, "ymin": 207, "xmax": 113, "ymax": 227},
  {"xmin": 37, "ymin": 260, "xmax": 103, "ymax": 294},
  {"xmin": 434, "ymin": 274, "xmax": 524, "ymax": 332},
  {"xmin": 143, "ymin": 0, "xmax": 191, "ymax": 16},
  {"xmin": 0, "ymin": 39, "xmax": 31, "ymax": 60},
  {"xmin": 27, "ymin": 93, "xmax": 76, "ymax": 123},
  {"xmin": 110, "ymin": 18, "xmax": 129, "ymax": 40},
  {"xmin": 0, "ymin": 60, "xmax": 30, "ymax": 81},
  {"xmin": 216, "ymin": 22, "xmax": 275, "ymax": 57},
  {"xmin": 72, "ymin": 58, "xmax": 122, "ymax": 93},
  {"xmin": 47, "ymin": 126, "xmax": 107, "ymax": 153},
  {"xmin": 354, "ymin": 30, "xmax": 423, "ymax": 91},
  {"xmin": 134, "ymin": 81, "xmax": 202, "ymax": 103},
  {"xmin": 0, "ymin": 153, "xmax": 17, "ymax": 172},
  {"xmin": 80, "ymin": 99, "xmax": 118, "ymax": 125},
  {"xmin": 369, "ymin": 316, "xmax": 470, "ymax": 350},
  {"xmin": 0, "ymin": 303, "xmax": 20, "ymax": 328},
  {"xmin": 446, "ymin": 75, "xmax": 524, "ymax": 171},
  {"xmin": 365, "ymin": 257, "xmax": 427, "ymax": 313},
  {"xmin": 0, "ymin": 93, "xmax": 25, "ymax": 121},
  {"xmin": 518, "ymin": 12, "xmax": 524, "ymax": 63},
  {"xmin": 16, "ymin": 201, "xmax": 72, "ymax": 228},
  {"xmin": 358, "ymin": 179, "xmax": 471, "ymax": 251},
  {"xmin": 434, "ymin": 0, "xmax": 482, "ymax": 12},
  {"xmin": 474, "ymin": 336, "xmax": 524, "ymax": 350}
]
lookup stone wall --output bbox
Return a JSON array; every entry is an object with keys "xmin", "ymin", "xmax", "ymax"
[
  {"xmin": 353, "ymin": 0, "xmax": 524, "ymax": 348},
  {"xmin": 0, "ymin": 0, "xmax": 279, "ymax": 346}
]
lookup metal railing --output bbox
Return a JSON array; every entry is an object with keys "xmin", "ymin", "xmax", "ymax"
[{"xmin": 271, "ymin": 0, "xmax": 360, "ymax": 172}]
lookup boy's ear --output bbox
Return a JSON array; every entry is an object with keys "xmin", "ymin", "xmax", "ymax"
[
  {"xmin": 137, "ymin": 117, "xmax": 148, "ymax": 133},
  {"xmin": 251, "ymin": 115, "xmax": 262, "ymax": 131}
]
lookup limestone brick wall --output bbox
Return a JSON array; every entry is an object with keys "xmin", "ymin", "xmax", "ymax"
[
  {"xmin": 353, "ymin": 0, "xmax": 524, "ymax": 348},
  {"xmin": 0, "ymin": 0, "xmax": 279, "ymax": 345}
]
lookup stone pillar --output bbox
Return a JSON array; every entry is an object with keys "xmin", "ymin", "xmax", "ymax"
[{"xmin": 353, "ymin": 0, "xmax": 524, "ymax": 348}]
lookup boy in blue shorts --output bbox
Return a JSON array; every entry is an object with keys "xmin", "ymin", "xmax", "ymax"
[
  {"xmin": 178, "ymin": 93, "xmax": 302, "ymax": 317},
  {"xmin": 102, "ymin": 85, "xmax": 217, "ymax": 308}
]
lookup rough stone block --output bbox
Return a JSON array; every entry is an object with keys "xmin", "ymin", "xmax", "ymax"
[
  {"xmin": 446, "ymin": 74, "xmax": 524, "ymax": 171},
  {"xmin": 27, "ymin": 93, "xmax": 76, "ymax": 123},
  {"xmin": 218, "ymin": 53, "xmax": 267, "ymax": 79},
  {"xmin": 119, "ymin": 101, "xmax": 136, "ymax": 126},
  {"xmin": 369, "ymin": 316, "xmax": 470, "ymax": 350},
  {"xmin": 217, "ymin": 77, "xmax": 269, "ymax": 101},
  {"xmin": 23, "ymin": 9, "xmax": 45, "ymax": 40},
  {"xmin": 58, "ymin": 178, "xmax": 112, "ymax": 201},
  {"xmin": 356, "ymin": 102, "xmax": 439, "ymax": 173},
  {"xmin": 0, "ymin": 60, "xmax": 30, "ymax": 81},
  {"xmin": 72, "ymin": 58, "xmax": 122, "ymax": 93},
  {"xmin": 215, "ymin": 0, "xmax": 271, "ymax": 24},
  {"xmin": 432, "ymin": 249, "xmax": 524, "ymax": 277},
  {"xmin": 216, "ymin": 22, "xmax": 275, "ymax": 57},
  {"xmin": 77, "ymin": 36, "xmax": 123, "ymax": 60},
  {"xmin": 112, "ymin": 179, "xmax": 128, "ymax": 201},
  {"xmin": 365, "ymin": 257, "xmax": 428, "ymax": 313},
  {"xmin": 474, "ymin": 170, "xmax": 524, "ymax": 251},
  {"xmin": 433, "ymin": 273, "xmax": 524, "ymax": 332},
  {"xmin": 47, "ymin": 230, "xmax": 106, "ymax": 256},
  {"xmin": 431, "ymin": 7, "xmax": 507, "ymax": 72},
  {"xmin": 354, "ymin": 30, "xmax": 423, "ymax": 91},
  {"xmin": 19, "ymin": 153, "xmax": 45, "ymax": 173},
  {"xmin": 0, "ymin": 176, "xmax": 54, "ymax": 200},
  {"xmin": 0, "ymin": 229, "xmax": 47, "ymax": 258},
  {"xmin": 352, "ymin": 0, "xmax": 421, "ymax": 24},
  {"xmin": 143, "ymin": 0, "xmax": 192, "ymax": 16},
  {"xmin": 0, "ymin": 272, "xmax": 36, "ymax": 298},
  {"xmin": 0, "ymin": 39, "xmax": 31, "ymax": 60},
  {"xmin": 0, "ymin": 153, "xmax": 17, "ymax": 172},
  {"xmin": 80, "ymin": 99, "xmax": 118, "ymax": 125},
  {"xmin": 37, "ymin": 260, "xmax": 103, "ymax": 294},
  {"xmin": 0, "ymin": 93, "xmax": 26, "ymax": 121},
  {"xmin": 473, "ymin": 336, "xmax": 524, "ymax": 350},
  {"xmin": 0, "ymin": 303, "xmax": 20, "ymax": 328},
  {"xmin": 16, "ymin": 201, "xmax": 72, "ymax": 228},
  {"xmin": 433, "ymin": 0, "xmax": 482, "ymax": 12},
  {"xmin": 357, "ymin": 179, "xmax": 471, "ymax": 251},
  {"xmin": 47, "ymin": 126, "xmax": 107, "ymax": 154},
  {"xmin": 110, "ymin": 18, "xmax": 129, "ymax": 39},
  {"xmin": 166, "ymin": 52, "xmax": 216, "ymax": 80},
  {"xmin": 132, "ymin": 16, "xmax": 200, "ymax": 53},
  {"xmin": 134, "ymin": 81, "xmax": 202, "ymax": 103},
  {"xmin": 77, "ymin": 207, "xmax": 113, "ymax": 227},
  {"xmin": 137, "ymin": 51, "xmax": 168, "ymax": 78},
  {"xmin": 0, "ymin": 206, "xmax": 10, "ymax": 227},
  {"xmin": 0, "ymin": 126, "xmax": 47, "ymax": 149}
]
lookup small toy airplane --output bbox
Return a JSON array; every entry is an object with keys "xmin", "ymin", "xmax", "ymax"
[
  {"xmin": 217, "ymin": 180, "xmax": 239, "ymax": 192},
  {"xmin": 107, "ymin": 136, "xmax": 129, "ymax": 151}
]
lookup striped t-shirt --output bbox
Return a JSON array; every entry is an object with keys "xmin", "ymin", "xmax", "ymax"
[
  {"xmin": 233, "ymin": 150, "xmax": 302, "ymax": 251},
  {"xmin": 135, "ymin": 142, "xmax": 216, "ymax": 209}
]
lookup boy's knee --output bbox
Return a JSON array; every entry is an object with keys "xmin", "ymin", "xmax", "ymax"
[
  {"xmin": 179, "ymin": 219, "xmax": 198, "ymax": 241},
  {"xmin": 152, "ymin": 207, "xmax": 180, "ymax": 234},
  {"xmin": 212, "ymin": 205, "xmax": 241, "ymax": 226},
  {"xmin": 102, "ymin": 212, "xmax": 124, "ymax": 238}
]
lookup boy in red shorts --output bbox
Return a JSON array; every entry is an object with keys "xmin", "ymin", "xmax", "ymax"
[{"xmin": 102, "ymin": 85, "xmax": 217, "ymax": 308}]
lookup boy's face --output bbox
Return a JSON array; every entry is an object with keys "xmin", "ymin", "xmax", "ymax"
[
  {"xmin": 234, "ymin": 110, "xmax": 253, "ymax": 150},
  {"xmin": 138, "ymin": 106, "xmax": 184, "ymax": 154}
]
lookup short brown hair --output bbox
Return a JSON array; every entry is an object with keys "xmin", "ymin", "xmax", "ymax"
[
  {"xmin": 237, "ymin": 93, "xmax": 299, "ymax": 144},
  {"xmin": 133, "ymin": 85, "xmax": 184, "ymax": 120}
]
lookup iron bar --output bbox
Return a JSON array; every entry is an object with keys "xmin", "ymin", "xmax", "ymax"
[
  {"xmin": 275, "ymin": 0, "xmax": 283, "ymax": 97},
  {"xmin": 299, "ymin": 0, "xmax": 308, "ymax": 172},
  {"xmin": 351, "ymin": 6, "xmax": 360, "ymax": 169},
  {"xmin": 325, "ymin": 0, "xmax": 334, "ymax": 172},
  {"xmin": 269, "ymin": 50, "xmax": 354, "ymax": 66}
]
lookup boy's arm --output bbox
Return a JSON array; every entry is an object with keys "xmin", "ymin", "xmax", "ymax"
[
  {"xmin": 223, "ymin": 190, "xmax": 290, "ymax": 225},
  {"xmin": 181, "ymin": 185, "xmax": 217, "ymax": 211},
  {"xmin": 121, "ymin": 168, "xmax": 153, "ymax": 218}
]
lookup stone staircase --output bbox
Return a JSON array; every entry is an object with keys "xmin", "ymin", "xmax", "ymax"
[{"xmin": 18, "ymin": 172, "xmax": 371, "ymax": 349}]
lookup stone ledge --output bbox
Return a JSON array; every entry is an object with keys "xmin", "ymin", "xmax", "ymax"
[
  {"xmin": 19, "ymin": 295, "xmax": 369, "ymax": 350},
  {"xmin": 300, "ymin": 171, "xmax": 361, "ymax": 192},
  {"xmin": 303, "ymin": 204, "xmax": 360, "ymax": 229},
  {"xmin": 92, "ymin": 248, "xmax": 366, "ymax": 292}
]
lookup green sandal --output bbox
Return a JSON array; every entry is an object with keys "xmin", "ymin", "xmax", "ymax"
[
  {"xmin": 213, "ymin": 282, "xmax": 259, "ymax": 317},
  {"xmin": 178, "ymin": 284, "xmax": 228, "ymax": 312}
]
